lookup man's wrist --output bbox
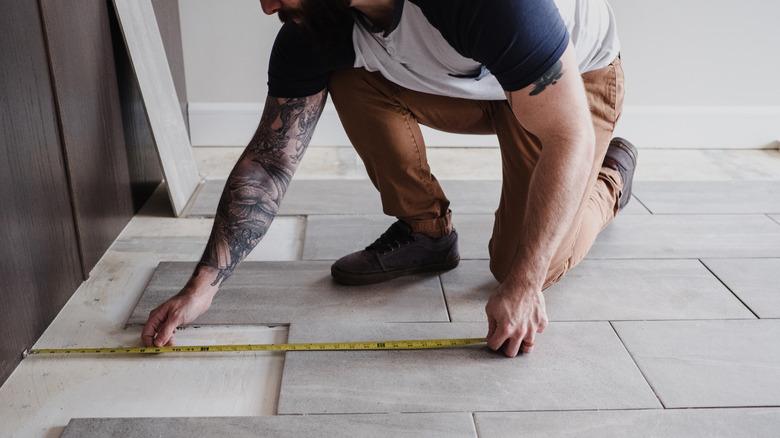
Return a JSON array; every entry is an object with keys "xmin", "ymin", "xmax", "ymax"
[
  {"xmin": 502, "ymin": 255, "xmax": 548, "ymax": 295},
  {"xmin": 185, "ymin": 264, "xmax": 221, "ymax": 297}
]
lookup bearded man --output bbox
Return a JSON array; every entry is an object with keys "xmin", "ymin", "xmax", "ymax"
[{"xmin": 142, "ymin": 0, "xmax": 637, "ymax": 358}]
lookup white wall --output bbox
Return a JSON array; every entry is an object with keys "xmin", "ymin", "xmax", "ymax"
[
  {"xmin": 179, "ymin": 0, "xmax": 279, "ymax": 103},
  {"xmin": 179, "ymin": 0, "xmax": 780, "ymax": 148},
  {"xmin": 612, "ymin": 0, "xmax": 780, "ymax": 106}
]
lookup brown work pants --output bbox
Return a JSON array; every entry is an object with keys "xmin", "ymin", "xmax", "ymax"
[{"xmin": 328, "ymin": 57, "xmax": 625, "ymax": 289}]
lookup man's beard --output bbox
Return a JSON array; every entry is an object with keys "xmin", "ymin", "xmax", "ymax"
[{"xmin": 278, "ymin": 0, "xmax": 354, "ymax": 47}]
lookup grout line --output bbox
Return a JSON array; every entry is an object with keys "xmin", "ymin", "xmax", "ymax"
[
  {"xmin": 121, "ymin": 316, "xmax": 765, "ymax": 329},
  {"xmin": 470, "ymin": 412, "xmax": 480, "ymax": 438},
  {"xmin": 698, "ymin": 259, "xmax": 761, "ymax": 319},
  {"xmin": 278, "ymin": 405, "xmax": 780, "ymax": 417},
  {"xmin": 297, "ymin": 215, "xmax": 309, "ymax": 261},
  {"xmin": 438, "ymin": 275, "xmax": 453, "ymax": 322},
  {"xmin": 272, "ymin": 325, "xmax": 293, "ymax": 416},
  {"xmin": 180, "ymin": 178, "xmax": 207, "ymax": 218},
  {"xmin": 470, "ymin": 405, "xmax": 780, "ymax": 414},
  {"xmin": 630, "ymin": 195, "xmax": 654, "ymax": 214},
  {"xmin": 608, "ymin": 321, "xmax": 667, "ymax": 409},
  {"xmin": 300, "ymin": 256, "xmax": 780, "ymax": 262},
  {"xmin": 768, "ymin": 214, "xmax": 780, "ymax": 226}
]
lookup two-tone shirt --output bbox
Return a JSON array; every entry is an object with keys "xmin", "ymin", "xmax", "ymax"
[{"xmin": 268, "ymin": 0, "xmax": 620, "ymax": 100}]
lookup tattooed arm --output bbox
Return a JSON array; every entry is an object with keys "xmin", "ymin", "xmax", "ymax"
[
  {"xmin": 199, "ymin": 91, "xmax": 327, "ymax": 285},
  {"xmin": 142, "ymin": 91, "xmax": 327, "ymax": 347}
]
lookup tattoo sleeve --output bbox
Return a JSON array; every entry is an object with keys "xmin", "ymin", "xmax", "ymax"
[
  {"xmin": 529, "ymin": 60, "xmax": 564, "ymax": 96},
  {"xmin": 196, "ymin": 91, "xmax": 327, "ymax": 286}
]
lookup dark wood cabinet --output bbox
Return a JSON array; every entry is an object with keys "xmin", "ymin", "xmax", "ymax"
[
  {"xmin": 0, "ymin": 0, "xmax": 186, "ymax": 386},
  {"xmin": 0, "ymin": 0, "xmax": 85, "ymax": 384},
  {"xmin": 40, "ymin": 0, "xmax": 135, "ymax": 275}
]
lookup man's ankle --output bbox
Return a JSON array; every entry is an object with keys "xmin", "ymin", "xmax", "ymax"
[{"xmin": 401, "ymin": 219, "xmax": 452, "ymax": 239}]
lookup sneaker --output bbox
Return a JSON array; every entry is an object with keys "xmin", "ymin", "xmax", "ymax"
[
  {"xmin": 331, "ymin": 220, "xmax": 460, "ymax": 285},
  {"xmin": 603, "ymin": 137, "xmax": 639, "ymax": 211}
]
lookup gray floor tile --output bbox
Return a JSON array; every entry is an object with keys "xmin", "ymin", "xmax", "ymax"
[
  {"xmin": 306, "ymin": 214, "xmax": 780, "ymax": 262},
  {"xmin": 589, "ymin": 214, "xmax": 780, "ymax": 258},
  {"xmin": 127, "ymin": 262, "xmax": 448, "ymax": 325},
  {"xmin": 277, "ymin": 322, "xmax": 660, "ymax": 414},
  {"xmin": 441, "ymin": 260, "xmax": 754, "ymax": 322},
  {"xmin": 475, "ymin": 408, "xmax": 780, "ymax": 438},
  {"xmin": 634, "ymin": 181, "xmax": 780, "ymax": 214},
  {"xmin": 613, "ymin": 319, "xmax": 780, "ymax": 408},
  {"xmin": 702, "ymin": 258, "xmax": 780, "ymax": 318},
  {"xmin": 302, "ymin": 215, "xmax": 492, "ymax": 260},
  {"xmin": 622, "ymin": 196, "xmax": 652, "ymax": 214},
  {"xmin": 61, "ymin": 413, "xmax": 477, "ymax": 438},
  {"xmin": 188, "ymin": 179, "xmax": 504, "ymax": 217}
]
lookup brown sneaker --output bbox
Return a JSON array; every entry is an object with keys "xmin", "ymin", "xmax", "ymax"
[
  {"xmin": 603, "ymin": 137, "xmax": 639, "ymax": 211},
  {"xmin": 331, "ymin": 220, "xmax": 460, "ymax": 285}
]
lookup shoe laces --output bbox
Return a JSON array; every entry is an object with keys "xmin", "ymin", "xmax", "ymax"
[{"xmin": 366, "ymin": 221, "xmax": 415, "ymax": 254}]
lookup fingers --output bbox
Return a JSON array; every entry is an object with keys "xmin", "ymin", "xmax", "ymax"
[
  {"xmin": 141, "ymin": 302, "xmax": 183, "ymax": 347},
  {"xmin": 154, "ymin": 312, "xmax": 181, "ymax": 347},
  {"xmin": 487, "ymin": 322, "xmax": 542, "ymax": 357},
  {"xmin": 504, "ymin": 333, "xmax": 524, "ymax": 358},
  {"xmin": 486, "ymin": 325, "xmax": 509, "ymax": 352},
  {"xmin": 141, "ymin": 307, "xmax": 166, "ymax": 347},
  {"xmin": 521, "ymin": 329, "xmax": 536, "ymax": 355}
]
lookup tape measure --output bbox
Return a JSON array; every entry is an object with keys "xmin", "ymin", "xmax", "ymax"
[{"xmin": 24, "ymin": 338, "xmax": 486, "ymax": 357}]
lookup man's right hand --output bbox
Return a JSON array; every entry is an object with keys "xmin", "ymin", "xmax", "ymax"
[{"xmin": 141, "ymin": 287, "xmax": 215, "ymax": 347}]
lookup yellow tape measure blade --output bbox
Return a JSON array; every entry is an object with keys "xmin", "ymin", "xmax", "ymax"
[{"xmin": 26, "ymin": 338, "xmax": 487, "ymax": 356}]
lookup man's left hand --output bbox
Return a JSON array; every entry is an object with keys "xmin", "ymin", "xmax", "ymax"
[{"xmin": 485, "ymin": 283, "xmax": 549, "ymax": 357}]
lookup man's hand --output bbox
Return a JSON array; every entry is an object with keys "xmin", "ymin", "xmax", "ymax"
[
  {"xmin": 141, "ymin": 289, "xmax": 214, "ymax": 347},
  {"xmin": 485, "ymin": 283, "xmax": 549, "ymax": 358}
]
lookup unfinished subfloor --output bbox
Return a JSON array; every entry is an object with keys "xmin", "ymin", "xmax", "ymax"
[{"xmin": 3, "ymin": 146, "xmax": 780, "ymax": 437}]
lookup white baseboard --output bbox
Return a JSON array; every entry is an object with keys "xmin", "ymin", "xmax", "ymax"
[{"xmin": 189, "ymin": 102, "xmax": 780, "ymax": 149}]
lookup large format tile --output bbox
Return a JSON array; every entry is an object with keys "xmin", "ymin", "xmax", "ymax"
[
  {"xmin": 302, "ymin": 215, "xmax": 492, "ymax": 260},
  {"xmin": 1, "ymin": 323, "xmax": 287, "ymax": 438},
  {"xmin": 613, "ymin": 320, "xmax": 780, "ymax": 408},
  {"xmin": 187, "ymin": 179, "xmax": 504, "ymax": 217},
  {"xmin": 277, "ymin": 322, "xmax": 660, "ymax": 414},
  {"xmin": 112, "ymin": 216, "xmax": 304, "ymax": 261},
  {"xmin": 127, "ymin": 261, "xmax": 448, "ymax": 325},
  {"xmin": 305, "ymin": 214, "xmax": 780, "ymax": 261},
  {"xmin": 188, "ymin": 179, "xmax": 649, "ymax": 217},
  {"xmin": 475, "ymin": 408, "xmax": 780, "ymax": 438},
  {"xmin": 441, "ymin": 260, "xmax": 754, "ymax": 322},
  {"xmin": 702, "ymin": 258, "xmax": 780, "ymax": 318},
  {"xmin": 634, "ymin": 149, "xmax": 780, "ymax": 182},
  {"xmin": 193, "ymin": 146, "xmax": 370, "ymax": 180},
  {"xmin": 634, "ymin": 181, "xmax": 780, "ymax": 214},
  {"xmin": 62, "ymin": 413, "xmax": 476, "ymax": 438},
  {"xmin": 589, "ymin": 214, "xmax": 780, "ymax": 259}
]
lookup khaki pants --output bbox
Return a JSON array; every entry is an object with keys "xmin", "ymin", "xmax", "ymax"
[{"xmin": 328, "ymin": 57, "xmax": 625, "ymax": 289}]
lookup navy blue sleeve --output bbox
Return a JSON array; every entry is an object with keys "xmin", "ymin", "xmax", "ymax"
[
  {"xmin": 410, "ymin": 0, "xmax": 570, "ymax": 92},
  {"xmin": 267, "ymin": 23, "xmax": 355, "ymax": 98}
]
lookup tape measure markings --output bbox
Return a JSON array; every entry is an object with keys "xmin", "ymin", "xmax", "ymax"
[{"xmin": 25, "ymin": 338, "xmax": 486, "ymax": 356}]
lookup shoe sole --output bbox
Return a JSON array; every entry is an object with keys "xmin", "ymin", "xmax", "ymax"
[{"xmin": 331, "ymin": 257, "xmax": 461, "ymax": 286}]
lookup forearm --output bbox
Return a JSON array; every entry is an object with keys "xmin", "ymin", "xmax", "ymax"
[
  {"xmin": 503, "ymin": 135, "xmax": 594, "ymax": 291},
  {"xmin": 192, "ymin": 91, "xmax": 327, "ymax": 291}
]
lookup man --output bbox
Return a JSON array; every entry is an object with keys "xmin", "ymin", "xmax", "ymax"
[{"xmin": 142, "ymin": 0, "xmax": 637, "ymax": 358}]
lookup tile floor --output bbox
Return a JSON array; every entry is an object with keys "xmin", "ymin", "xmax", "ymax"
[{"xmin": 2, "ymin": 145, "xmax": 780, "ymax": 437}]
